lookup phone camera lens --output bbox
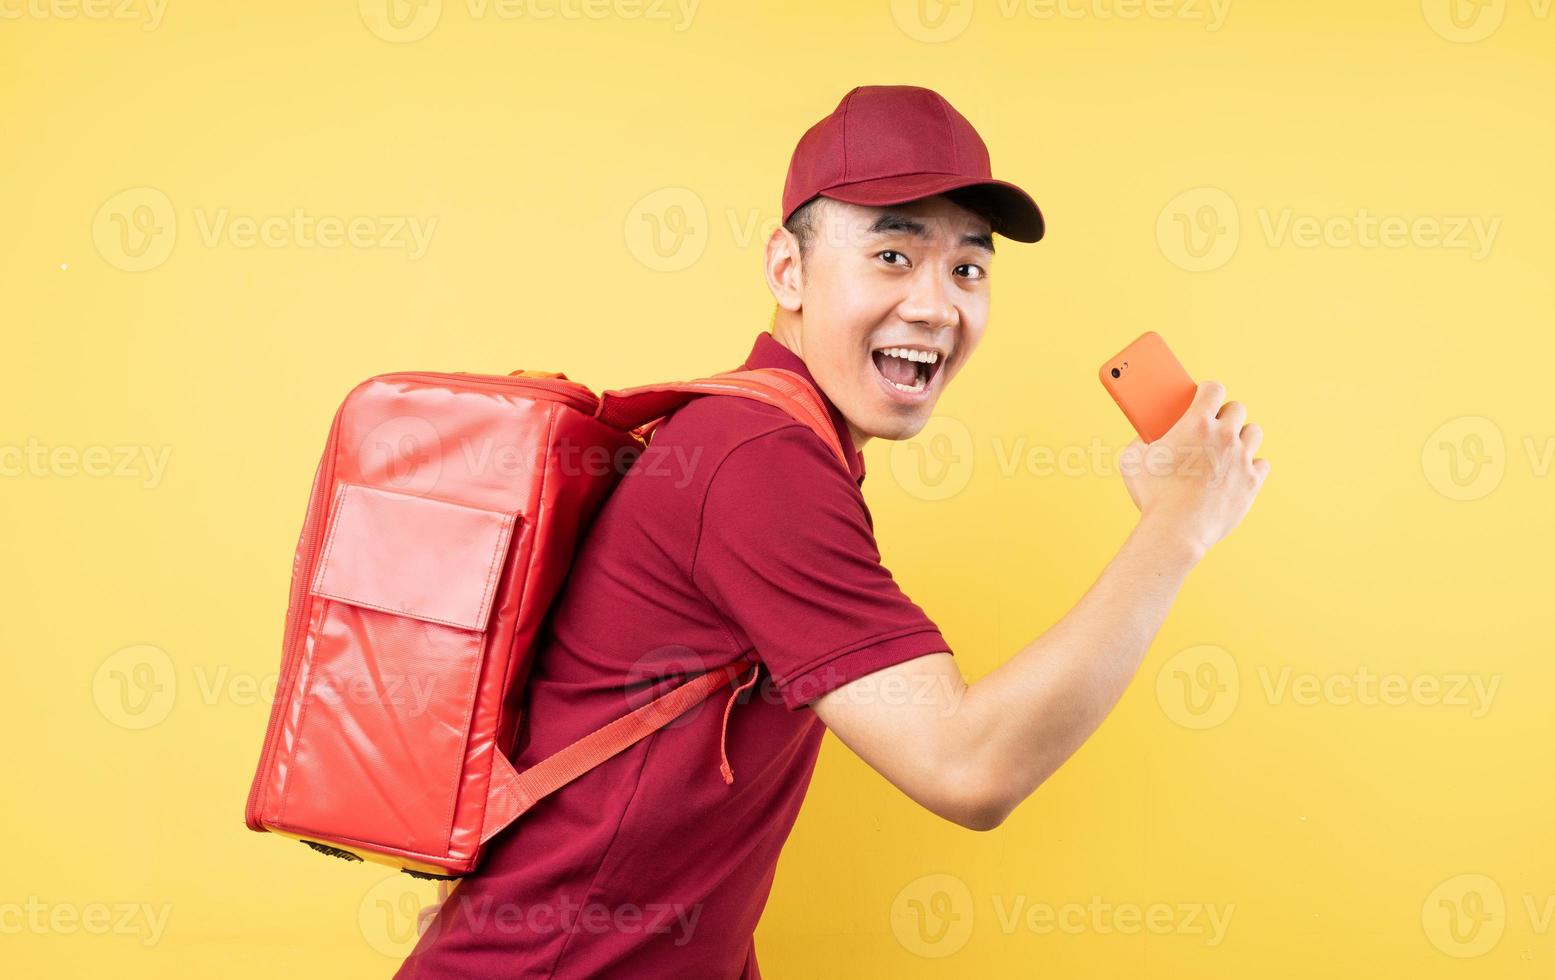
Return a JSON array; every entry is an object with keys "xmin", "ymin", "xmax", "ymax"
[{"xmin": 1110, "ymin": 367, "xmax": 1121, "ymax": 379}]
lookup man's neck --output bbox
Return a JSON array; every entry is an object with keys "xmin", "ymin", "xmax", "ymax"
[
  {"xmin": 768, "ymin": 318, "xmax": 871, "ymax": 453},
  {"xmin": 845, "ymin": 420, "xmax": 871, "ymax": 453}
]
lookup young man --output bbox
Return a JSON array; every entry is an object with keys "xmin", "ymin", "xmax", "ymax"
[{"xmin": 397, "ymin": 84, "xmax": 1267, "ymax": 979}]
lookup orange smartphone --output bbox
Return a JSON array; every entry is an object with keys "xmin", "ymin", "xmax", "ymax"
[{"xmin": 1099, "ymin": 331, "xmax": 1197, "ymax": 443}]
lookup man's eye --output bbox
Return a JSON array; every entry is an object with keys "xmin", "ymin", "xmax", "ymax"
[
  {"xmin": 956, "ymin": 264, "xmax": 987, "ymax": 280},
  {"xmin": 878, "ymin": 250, "xmax": 909, "ymax": 266}
]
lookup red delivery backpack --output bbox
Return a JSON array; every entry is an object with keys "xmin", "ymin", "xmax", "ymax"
[{"xmin": 244, "ymin": 364, "xmax": 847, "ymax": 880}]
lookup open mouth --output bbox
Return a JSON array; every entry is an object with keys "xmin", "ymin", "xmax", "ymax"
[{"xmin": 870, "ymin": 345, "xmax": 945, "ymax": 396}]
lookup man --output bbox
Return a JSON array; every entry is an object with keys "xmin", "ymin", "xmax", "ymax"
[{"xmin": 397, "ymin": 84, "xmax": 1267, "ymax": 979}]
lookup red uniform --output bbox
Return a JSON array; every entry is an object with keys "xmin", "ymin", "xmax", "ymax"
[{"xmin": 395, "ymin": 332, "xmax": 952, "ymax": 978}]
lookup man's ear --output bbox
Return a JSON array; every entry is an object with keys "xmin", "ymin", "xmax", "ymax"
[{"xmin": 764, "ymin": 226, "xmax": 803, "ymax": 313}]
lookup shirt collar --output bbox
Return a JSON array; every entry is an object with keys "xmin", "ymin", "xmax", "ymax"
[{"xmin": 739, "ymin": 331, "xmax": 866, "ymax": 485}]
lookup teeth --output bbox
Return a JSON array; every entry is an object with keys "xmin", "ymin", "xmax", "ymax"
[
  {"xmin": 877, "ymin": 347, "xmax": 940, "ymax": 365},
  {"xmin": 874, "ymin": 346, "xmax": 937, "ymax": 395}
]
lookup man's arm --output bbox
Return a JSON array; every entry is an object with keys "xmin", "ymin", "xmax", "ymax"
[
  {"xmin": 813, "ymin": 515, "xmax": 1201, "ymax": 830},
  {"xmin": 813, "ymin": 380, "xmax": 1268, "ymax": 830}
]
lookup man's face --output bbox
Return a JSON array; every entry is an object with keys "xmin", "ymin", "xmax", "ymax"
[{"xmin": 771, "ymin": 194, "xmax": 994, "ymax": 445}]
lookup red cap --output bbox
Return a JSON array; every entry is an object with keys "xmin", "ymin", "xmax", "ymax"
[{"xmin": 782, "ymin": 85, "xmax": 1045, "ymax": 244}]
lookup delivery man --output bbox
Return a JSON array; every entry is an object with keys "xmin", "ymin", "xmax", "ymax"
[{"xmin": 396, "ymin": 83, "xmax": 1268, "ymax": 979}]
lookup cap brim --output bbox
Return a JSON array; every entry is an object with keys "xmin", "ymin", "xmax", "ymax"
[{"xmin": 816, "ymin": 172, "xmax": 1045, "ymax": 243}]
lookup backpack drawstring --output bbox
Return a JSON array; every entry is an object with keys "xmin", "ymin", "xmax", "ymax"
[{"xmin": 718, "ymin": 663, "xmax": 761, "ymax": 785}]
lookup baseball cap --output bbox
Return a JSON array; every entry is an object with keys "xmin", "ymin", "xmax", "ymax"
[{"xmin": 781, "ymin": 85, "xmax": 1045, "ymax": 244}]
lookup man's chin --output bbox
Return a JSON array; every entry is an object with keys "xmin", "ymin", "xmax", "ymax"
[{"xmin": 857, "ymin": 407, "xmax": 935, "ymax": 443}]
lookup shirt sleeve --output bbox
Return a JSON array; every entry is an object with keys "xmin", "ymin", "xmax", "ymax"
[{"xmin": 690, "ymin": 422, "xmax": 953, "ymax": 710}]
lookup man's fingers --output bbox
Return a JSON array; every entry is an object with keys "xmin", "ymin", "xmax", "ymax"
[
  {"xmin": 1240, "ymin": 422, "xmax": 1263, "ymax": 455},
  {"xmin": 1190, "ymin": 380, "xmax": 1227, "ymax": 419},
  {"xmin": 1216, "ymin": 400, "xmax": 1247, "ymax": 430}
]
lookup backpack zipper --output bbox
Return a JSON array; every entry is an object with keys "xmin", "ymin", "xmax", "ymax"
[
  {"xmin": 374, "ymin": 371, "xmax": 600, "ymax": 415},
  {"xmin": 246, "ymin": 403, "xmax": 346, "ymax": 830}
]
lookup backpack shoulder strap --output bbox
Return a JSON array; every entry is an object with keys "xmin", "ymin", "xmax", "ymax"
[
  {"xmin": 474, "ymin": 370, "xmax": 850, "ymax": 850},
  {"xmin": 593, "ymin": 366, "xmax": 850, "ymax": 473},
  {"xmin": 480, "ymin": 656, "xmax": 759, "ymax": 846}
]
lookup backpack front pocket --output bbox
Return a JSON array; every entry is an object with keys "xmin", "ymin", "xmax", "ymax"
[{"xmin": 276, "ymin": 483, "xmax": 519, "ymax": 856}]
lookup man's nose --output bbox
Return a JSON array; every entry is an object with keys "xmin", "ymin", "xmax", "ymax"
[{"xmin": 897, "ymin": 266, "xmax": 957, "ymax": 330}]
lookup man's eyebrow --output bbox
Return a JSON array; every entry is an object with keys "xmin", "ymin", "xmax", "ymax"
[
  {"xmin": 962, "ymin": 230, "xmax": 995, "ymax": 255},
  {"xmin": 867, "ymin": 213, "xmax": 995, "ymax": 255}
]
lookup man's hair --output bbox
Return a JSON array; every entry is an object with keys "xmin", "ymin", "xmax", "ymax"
[{"xmin": 782, "ymin": 186, "xmax": 1003, "ymax": 257}]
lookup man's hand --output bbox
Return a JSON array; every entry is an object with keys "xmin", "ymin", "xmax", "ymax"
[
  {"xmin": 813, "ymin": 382, "xmax": 1267, "ymax": 831},
  {"xmin": 1120, "ymin": 380, "xmax": 1269, "ymax": 555}
]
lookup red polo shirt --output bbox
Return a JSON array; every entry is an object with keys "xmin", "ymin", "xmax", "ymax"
[{"xmin": 396, "ymin": 331, "xmax": 953, "ymax": 979}]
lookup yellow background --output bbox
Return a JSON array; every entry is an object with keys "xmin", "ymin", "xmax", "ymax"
[{"xmin": 4, "ymin": 0, "xmax": 1552, "ymax": 976}]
